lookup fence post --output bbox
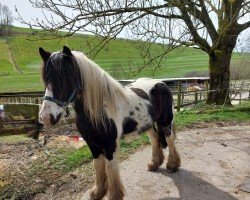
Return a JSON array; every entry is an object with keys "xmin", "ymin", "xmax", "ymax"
[
  {"xmin": 177, "ymin": 81, "xmax": 182, "ymax": 112},
  {"xmin": 239, "ymin": 92, "xmax": 242, "ymax": 105},
  {"xmin": 181, "ymin": 93, "xmax": 184, "ymax": 105},
  {"xmin": 195, "ymin": 92, "xmax": 198, "ymax": 104},
  {"xmin": 205, "ymin": 80, "xmax": 209, "ymax": 100}
]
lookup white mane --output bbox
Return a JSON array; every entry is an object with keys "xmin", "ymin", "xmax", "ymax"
[{"xmin": 72, "ymin": 51, "xmax": 128, "ymax": 126}]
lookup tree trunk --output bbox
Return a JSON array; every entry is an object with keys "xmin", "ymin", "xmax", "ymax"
[{"xmin": 207, "ymin": 49, "xmax": 232, "ymax": 105}]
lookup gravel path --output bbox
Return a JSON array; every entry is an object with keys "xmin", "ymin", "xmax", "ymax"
[{"xmin": 82, "ymin": 126, "xmax": 250, "ymax": 200}]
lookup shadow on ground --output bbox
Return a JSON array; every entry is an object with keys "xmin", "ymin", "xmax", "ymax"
[{"xmin": 157, "ymin": 168, "xmax": 237, "ymax": 200}]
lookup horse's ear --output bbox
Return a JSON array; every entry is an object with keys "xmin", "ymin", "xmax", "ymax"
[
  {"xmin": 62, "ymin": 46, "xmax": 72, "ymax": 56},
  {"xmin": 39, "ymin": 47, "xmax": 51, "ymax": 62}
]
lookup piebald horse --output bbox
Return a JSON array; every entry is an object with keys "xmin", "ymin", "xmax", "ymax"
[{"xmin": 39, "ymin": 46, "xmax": 181, "ymax": 200}]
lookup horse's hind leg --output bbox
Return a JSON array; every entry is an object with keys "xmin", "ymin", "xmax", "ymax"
[
  {"xmin": 161, "ymin": 123, "xmax": 181, "ymax": 173},
  {"xmin": 147, "ymin": 128, "xmax": 164, "ymax": 171}
]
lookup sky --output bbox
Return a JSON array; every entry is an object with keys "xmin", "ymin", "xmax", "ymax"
[
  {"xmin": 1, "ymin": 0, "xmax": 45, "ymax": 27},
  {"xmin": 1, "ymin": 0, "xmax": 249, "ymax": 52}
]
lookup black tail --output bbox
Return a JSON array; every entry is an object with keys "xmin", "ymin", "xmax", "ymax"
[{"xmin": 155, "ymin": 124, "xmax": 168, "ymax": 148}]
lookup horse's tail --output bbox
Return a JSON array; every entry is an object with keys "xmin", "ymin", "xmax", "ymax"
[
  {"xmin": 156, "ymin": 124, "xmax": 168, "ymax": 148},
  {"xmin": 150, "ymin": 82, "xmax": 174, "ymax": 149},
  {"xmin": 172, "ymin": 122, "xmax": 177, "ymax": 140}
]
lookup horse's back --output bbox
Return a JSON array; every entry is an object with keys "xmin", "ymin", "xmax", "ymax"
[
  {"xmin": 128, "ymin": 78, "xmax": 164, "ymax": 94},
  {"xmin": 128, "ymin": 78, "xmax": 174, "ymax": 124}
]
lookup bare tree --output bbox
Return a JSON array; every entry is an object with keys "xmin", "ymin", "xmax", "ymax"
[
  {"xmin": 0, "ymin": 3, "xmax": 13, "ymax": 35},
  {"xmin": 0, "ymin": 3, "xmax": 3, "ymax": 35},
  {"xmin": 18, "ymin": 0, "xmax": 250, "ymax": 105}
]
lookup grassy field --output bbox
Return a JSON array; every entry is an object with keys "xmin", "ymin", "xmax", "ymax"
[{"xmin": 0, "ymin": 26, "xmax": 249, "ymax": 92}]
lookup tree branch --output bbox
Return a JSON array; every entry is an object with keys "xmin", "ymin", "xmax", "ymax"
[
  {"xmin": 178, "ymin": 0, "xmax": 211, "ymax": 53},
  {"xmin": 238, "ymin": 20, "xmax": 250, "ymax": 32},
  {"xmin": 204, "ymin": 0, "xmax": 219, "ymax": 13},
  {"xmin": 197, "ymin": 0, "xmax": 219, "ymax": 42}
]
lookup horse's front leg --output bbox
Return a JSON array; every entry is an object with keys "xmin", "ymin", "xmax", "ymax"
[
  {"xmin": 104, "ymin": 141, "xmax": 125, "ymax": 200},
  {"xmin": 88, "ymin": 146, "xmax": 108, "ymax": 200}
]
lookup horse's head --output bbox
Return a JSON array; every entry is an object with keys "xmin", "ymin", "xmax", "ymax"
[{"xmin": 39, "ymin": 46, "xmax": 81, "ymax": 127}]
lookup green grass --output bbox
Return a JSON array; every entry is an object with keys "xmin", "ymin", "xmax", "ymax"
[
  {"xmin": 175, "ymin": 101, "xmax": 250, "ymax": 129},
  {"xmin": 0, "ymin": 134, "xmax": 29, "ymax": 143},
  {"xmin": 51, "ymin": 133, "xmax": 150, "ymax": 173},
  {"xmin": 0, "ymin": 73, "xmax": 43, "ymax": 92},
  {"xmin": 0, "ymin": 38, "xmax": 13, "ymax": 73},
  {"xmin": 1, "ymin": 26, "xmax": 248, "ymax": 93}
]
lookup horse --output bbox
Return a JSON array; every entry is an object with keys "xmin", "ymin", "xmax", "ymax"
[{"xmin": 38, "ymin": 46, "xmax": 181, "ymax": 200}]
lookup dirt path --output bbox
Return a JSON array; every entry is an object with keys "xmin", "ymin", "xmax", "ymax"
[
  {"xmin": 82, "ymin": 126, "xmax": 250, "ymax": 200},
  {"xmin": 6, "ymin": 38, "xmax": 23, "ymax": 74}
]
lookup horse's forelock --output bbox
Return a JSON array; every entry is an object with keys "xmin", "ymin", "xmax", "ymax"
[{"xmin": 41, "ymin": 52, "xmax": 81, "ymax": 97}]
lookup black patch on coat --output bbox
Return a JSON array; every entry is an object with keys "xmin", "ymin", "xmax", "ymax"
[
  {"xmin": 74, "ymin": 98, "xmax": 117, "ymax": 161},
  {"xmin": 135, "ymin": 106, "xmax": 140, "ymax": 111},
  {"xmin": 129, "ymin": 111, "xmax": 134, "ymax": 116},
  {"xmin": 123, "ymin": 117, "xmax": 138, "ymax": 134},
  {"xmin": 131, "ymin": 87, "xmax": 150, "ymax": 101}
]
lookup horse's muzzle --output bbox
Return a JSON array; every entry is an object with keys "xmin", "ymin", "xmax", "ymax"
[{"xmin": 50, "ymin": 113, "xmax": 62, "ymax": 125}]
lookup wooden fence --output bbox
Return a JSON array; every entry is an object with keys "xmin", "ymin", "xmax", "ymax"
[
  {"xmin": 0, "ymin": 77, "xmax": 249, "ymax": 113},
  {"xmin": 1, "ymin": 77, "xmax": 249, "ymax": 137},
  {"xmin": 0, "ymin": 91, "xmax": 44, "ymax": 105}
]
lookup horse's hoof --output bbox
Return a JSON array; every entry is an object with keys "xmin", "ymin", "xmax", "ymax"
[
  {"xmin": 166, "ymin": 165, "xmax": 179, "ymax": 173},
  {"xmin": 89, "ymin": 186, "xmax": 106, "ymax": 200},
  {"xmin": 147, "ymin": 161, "xmax": 159, "ymax": 171},
  {"xmin": 103, "ymin": 195, "xmax": 124, "ymax": 200}
]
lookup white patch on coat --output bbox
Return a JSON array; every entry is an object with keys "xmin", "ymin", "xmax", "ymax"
[
  {"xmin": 106, "ymin": 80, "xmax": 160, "ymax": 139},
  {"xmin": 39, "ymin": 86, "xmax": 64, "ymax": 126},
  {"xmin": 129, "ymin": 78, "xmax": 164, "ymax": 93}
]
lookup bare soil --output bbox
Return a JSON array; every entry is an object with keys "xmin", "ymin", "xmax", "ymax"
[{"xmin": 0, "ymin": 124, "xmax": 90, "ymax": 200}]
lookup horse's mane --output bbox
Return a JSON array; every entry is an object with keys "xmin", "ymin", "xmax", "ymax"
[{"xmin": 72, "ymin": 51, "xmax": 128, "ymax": 126}]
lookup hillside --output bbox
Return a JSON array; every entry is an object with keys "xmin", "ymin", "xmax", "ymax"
[{"xmin": 0, "ymin": 26, "xmax": 248, "ymax": 93}]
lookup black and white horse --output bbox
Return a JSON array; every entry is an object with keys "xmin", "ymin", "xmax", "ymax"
[{"xmin": 39, "ymin": 46, "xmax": 181, "ymax": 200}]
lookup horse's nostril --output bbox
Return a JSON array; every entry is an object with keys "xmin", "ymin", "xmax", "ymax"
[
  {"xmin": 50, "ymin": 114, "xmax": 61, "ymax": 125},
  {"xmin": 50, "ymin": 114, "xmax": 57, "ymax": 125}
]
